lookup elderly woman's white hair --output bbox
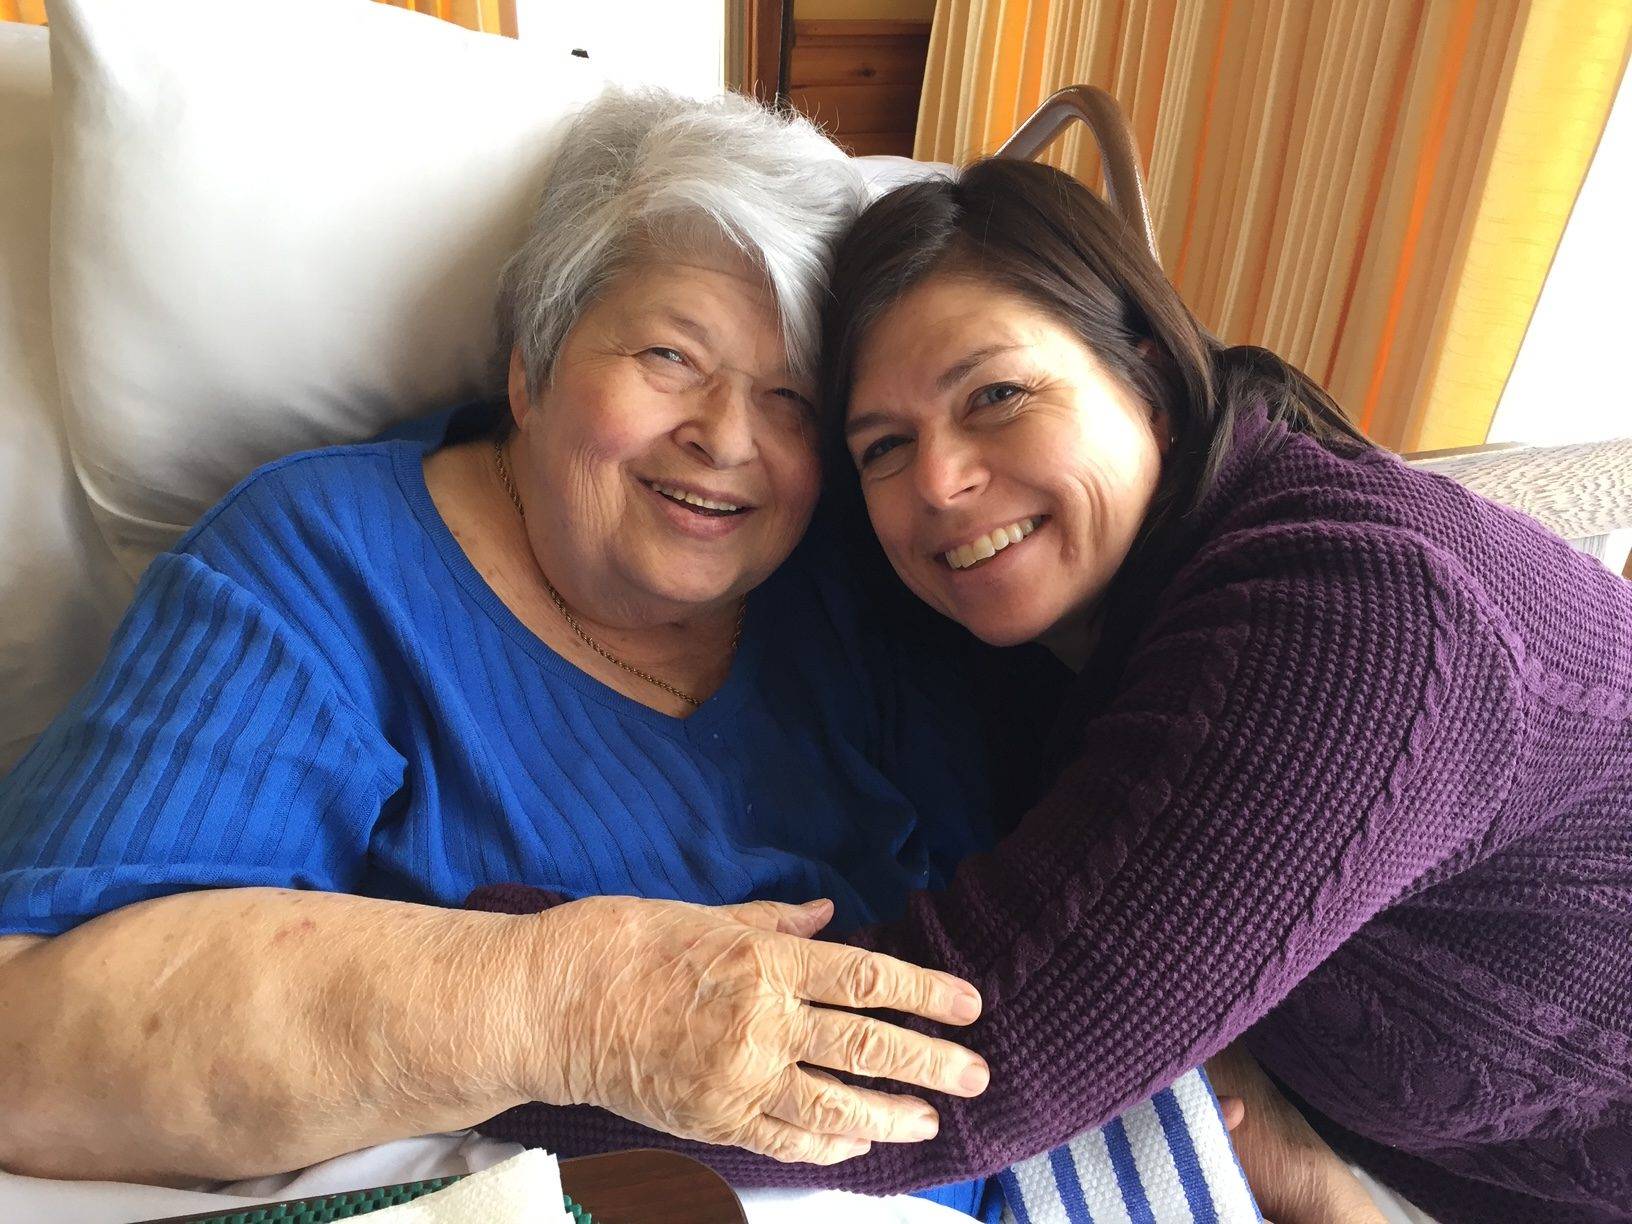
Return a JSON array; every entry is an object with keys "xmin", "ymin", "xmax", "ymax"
[{"xmin": 498, "ymin": 87, "xmax": 866, "ymax": 400}]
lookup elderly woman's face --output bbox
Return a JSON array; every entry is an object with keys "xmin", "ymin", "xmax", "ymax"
[
  {"xmin": 845, "ymin": 275, "xmax": 1166, "ymax": 648},
  {"xmin": 512, "ymin": 252, "xmax": 820, "ymax": 620}
]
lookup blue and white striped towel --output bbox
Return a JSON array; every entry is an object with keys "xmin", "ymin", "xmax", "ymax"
[{"xmin": 996, "ymin": 1068, "xmax": 1262, "ymax": 1223}]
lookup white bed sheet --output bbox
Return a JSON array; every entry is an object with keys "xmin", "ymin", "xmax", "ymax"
[{"xmin": 0, "ymin": 1130, "xmax": 976, "ymax": 1224}]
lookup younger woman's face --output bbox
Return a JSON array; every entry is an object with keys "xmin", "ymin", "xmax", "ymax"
[{"xmin": 845, "ymin": 274, "xmax": 1168, "ymax": 649}]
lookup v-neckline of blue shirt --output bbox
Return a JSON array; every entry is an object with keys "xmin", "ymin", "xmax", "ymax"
[{"xmin": 388, "ymin": 431, "xmax": 758, "ymax": 743}]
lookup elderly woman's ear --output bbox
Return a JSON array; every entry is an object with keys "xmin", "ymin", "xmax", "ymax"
[{"xmin": 506, "ymin": 346, "xmax": 531, "ymax": 432}]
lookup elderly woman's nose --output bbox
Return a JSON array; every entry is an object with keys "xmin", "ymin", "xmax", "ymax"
[
  {"xmin": 677, "ymin": 382, "xmax": 758, "ymax": 468},
  {"xmin": 913, "ymin": 431, "xmax": 987, "ymax": 507}
]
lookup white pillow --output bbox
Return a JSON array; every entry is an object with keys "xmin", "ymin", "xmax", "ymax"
[
  {"xmin": 0, "ymin": 24, "xmax": 132, "ymax": 771},
  {"xmin": 854, "ymin": 153, "xmax": 955, "ymax": 198},
  {"xmin": 48, "ymin": 0, "xmax": 605, "ymax": 577}
]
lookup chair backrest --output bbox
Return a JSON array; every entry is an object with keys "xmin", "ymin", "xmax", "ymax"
[
  {"xmin": 0, "ymin": 23, "xmax": 133, "ymax": 772},
  {"xmin": 994, "ymin": 84, "xmax": 1160, "ymax": 264}
]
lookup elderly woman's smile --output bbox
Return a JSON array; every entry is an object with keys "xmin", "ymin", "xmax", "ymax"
[{"xmin": 506, "ymin": 252, "xmax": 821, "ymax": 626}]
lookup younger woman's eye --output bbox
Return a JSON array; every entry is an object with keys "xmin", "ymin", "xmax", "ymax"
[
  {"xmin": 857, "ymin": 436, "xmax": 907, "ymax": 467},
  {"xmin": 972, "ymin": 382, "xmax": 1026, "ymax": 409}
]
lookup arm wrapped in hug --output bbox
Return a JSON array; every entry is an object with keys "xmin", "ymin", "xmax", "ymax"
[{"xmin": 467, "ymin": 523, "xmax": 1520, "ymax": 1193}]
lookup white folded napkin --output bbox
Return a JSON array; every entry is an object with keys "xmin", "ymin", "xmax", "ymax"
[{"xmin": 365, "ymin": 1149, "xmax": 574, "ymax": 1223}]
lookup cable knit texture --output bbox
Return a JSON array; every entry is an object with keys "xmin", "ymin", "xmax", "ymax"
[{"xmin": 469, "ymin": 406, "xmax": 1632, "ymax": 1223}]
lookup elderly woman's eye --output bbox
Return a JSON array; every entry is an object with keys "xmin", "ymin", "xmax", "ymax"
[
  {"xmin": 645, "ymin": 347, "xmax": 687, "ymax": 365},
  {"xmin": 771, "ymin": 387, "xmax": 815, "ymax": 414}
]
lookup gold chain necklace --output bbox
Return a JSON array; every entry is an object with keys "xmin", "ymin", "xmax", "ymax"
[{"xmin": 492, "ymin": 439, "xmax": 742, "ymax": 709}]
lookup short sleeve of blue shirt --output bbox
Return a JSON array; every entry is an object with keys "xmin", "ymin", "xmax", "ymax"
[{"xmin": 0, "ymin": 550, "xmax": 407, "ymax": 935}]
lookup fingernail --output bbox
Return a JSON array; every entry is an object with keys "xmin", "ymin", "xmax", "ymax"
[
  {"xmin": 910, "ymin": 1110, "xmax": 940, "ymax": 1140},
  {"xmin": 952, "ymin": 991, "xmax": 981, "ymax": 1022},
  {"xmin": 847, "ymin": 1140, "xmax": 872, "ymax": 1158},
  {"xmin": 803, "ymin": 899, "xmax": 832, "ymax": 912},
  {"xmin": 960, "ymin": 1061, "xmax": 990, "ymax": 1094}
]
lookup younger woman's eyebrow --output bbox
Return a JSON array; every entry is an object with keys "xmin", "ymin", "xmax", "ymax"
[
  {"xmin": 935, "ymin": 343, "xmax": 1023, "ymax": 392},
  {"xmin": 845, "ymin": 408, "xmax": 898, "ymax": 437},
  {"xmin": 847, "ymin": 344, "xmax": 1027, "ymax": 437}
]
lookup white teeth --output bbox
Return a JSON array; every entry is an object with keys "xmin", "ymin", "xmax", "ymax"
[
  {"xmin": 943, "ymin": 517, "xmax": 1041, "ymax": 570},
  {"xmin": 650, "ymin": 482, "xmax": 743, "ymax": 513}
]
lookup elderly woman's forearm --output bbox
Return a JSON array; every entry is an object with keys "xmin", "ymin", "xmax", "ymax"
[{"xmin": 0, "ymin": 888, "xmax": 541, "ymax": 1184}]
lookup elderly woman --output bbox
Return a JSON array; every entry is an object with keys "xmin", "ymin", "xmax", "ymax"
[
  {"xmin": 0, "ymin": 89, "xmax": 1009, "ymax": 1214},
  {"xmin": 480, "ymin": 160, "xmax": 1632, "ymax": 1222}
]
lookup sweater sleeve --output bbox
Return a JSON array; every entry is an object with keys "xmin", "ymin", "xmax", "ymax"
[
  {"xmin": 0, "ymin": 551, "xmax": 407, "ymax": 937},
  {"xmin": 471, "ymin": 521, "xmax": 1524, "ymax": 1190}
]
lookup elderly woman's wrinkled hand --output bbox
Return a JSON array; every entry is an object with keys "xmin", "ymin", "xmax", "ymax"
[{"xmin": 517, "ymin": 894, "xmax": 988, "ymax": 1164}]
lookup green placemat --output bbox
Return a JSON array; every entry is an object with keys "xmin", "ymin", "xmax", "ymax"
[{"xmin": 167, "ymin": 1174, "xmax": 593, "ymax": 1223}]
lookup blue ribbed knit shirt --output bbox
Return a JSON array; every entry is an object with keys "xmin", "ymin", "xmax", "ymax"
[{"xmin": 0, "ymin": 403, "xmax": 999, "ymax": 1214}]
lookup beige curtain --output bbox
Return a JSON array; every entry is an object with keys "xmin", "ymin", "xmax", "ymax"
[
  {"xmin": 0, "ymin": 1, "xmax": 48, "ymax": 24},
  {"xmin": 916, "ymin": 0, "xmax": 1631, "ymax": 452},
  {"xmin": 371, "ymin": 0, "xmax": 517, "ymax": 37}
]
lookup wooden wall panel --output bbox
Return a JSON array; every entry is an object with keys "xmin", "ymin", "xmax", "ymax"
[
  {"xmin": 787, "ymin": 82, "xmax": 923, "ymax": 137},
  {"xmin": 791, "ymin": 40, "xmax": 928, "ymax": 86},
  {"xmin": 786, "ymin": 19, "xmax": 929, "ymax": 157}
]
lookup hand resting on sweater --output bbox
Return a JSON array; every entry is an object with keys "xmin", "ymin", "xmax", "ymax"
[{"xmin": 504, "ymin": 891, "xmax": 991, "ymax": 1165}]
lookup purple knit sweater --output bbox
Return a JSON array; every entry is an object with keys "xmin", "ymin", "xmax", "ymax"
[{"xmin": 468, "ymin": 406, "xmax": 1632, "ymax": 1222}]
